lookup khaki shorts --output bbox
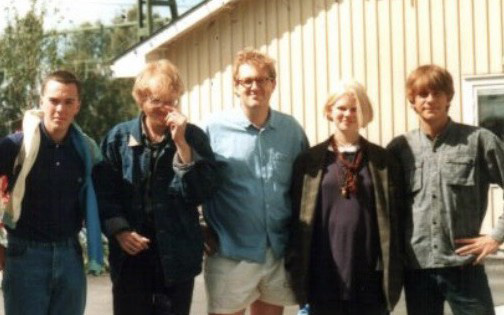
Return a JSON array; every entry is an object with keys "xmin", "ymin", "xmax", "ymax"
[{"xmin": 204, "ymin": 249, "xmax": 296, "ymax": 314}]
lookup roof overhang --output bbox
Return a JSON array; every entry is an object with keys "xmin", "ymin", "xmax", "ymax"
[{"xmin": 111, "ymin": 0, "xmax": 237, "ymax": 78}]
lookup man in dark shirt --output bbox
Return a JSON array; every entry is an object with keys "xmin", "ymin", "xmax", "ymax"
[
  {"xmin": 0, "ymin": 70, "xmax": 103, "ymax": 315},
  {"xmin": 388, "ymin": 65, "xmax": 504, "ymax": 315}
]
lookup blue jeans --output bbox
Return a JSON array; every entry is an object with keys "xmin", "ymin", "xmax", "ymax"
[
  {"xmin": 2, "ymin": 235, "xmax": 86, "ymax": 315},
  {"xmin": 404, "ymin": 265, "xmax": 495, "ymax": 315}
]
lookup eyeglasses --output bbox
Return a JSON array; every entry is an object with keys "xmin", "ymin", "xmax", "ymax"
[
  {"xmin": 147, "ymin": 97, "xmax": 179, "ymax": 108},
  {"xmin": 236, "ymin": 77, "xmax": 273, "ymax": 88}
]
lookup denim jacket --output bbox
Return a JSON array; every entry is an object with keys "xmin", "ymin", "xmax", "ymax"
[{"xmin": 94, "ymin": 116, "xmax": 218, "ymax": 284}]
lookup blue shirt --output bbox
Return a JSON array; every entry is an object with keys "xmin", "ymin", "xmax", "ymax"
[
  {"xmin": 0, "ymin": 124, "xmax": 84, "ymax": 241},
  {"xmin": 203, "ymin": 108, "xmax": 308, "ymax": 263}
]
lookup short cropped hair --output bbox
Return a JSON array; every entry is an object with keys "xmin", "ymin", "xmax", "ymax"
[
  {"xmin": 232, "ymin": 48, "xmax": 276, "ymax": 83},
  {"xmin": 406, "ymin": 64, "xmax": 454, "ymax": 104},
  {"xmin": 132, "ymin": 59, "xmax": 184, "ymax": 106},
  {"xmin": 41, "ymin": 70, "xmax": 82, "ymax": 100},
  {"xmin": 324, "ymin": 80, "xmax": 374, "ymax": 128}
]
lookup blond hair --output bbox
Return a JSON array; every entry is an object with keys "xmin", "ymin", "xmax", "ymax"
[
  {"xmin": 324, "ymin": 80, "xmax": 373, "ymax": 128},
  {"xmin": 132, "ymin": 59, "xmax": 184, "ymax": 106},
  {"xmin": 232, "ymin": 48, "xmax": 276, "ymax": 83}
]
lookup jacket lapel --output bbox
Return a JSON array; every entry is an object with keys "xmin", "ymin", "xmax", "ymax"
[
  {"xmin": 299, "ymin": 139, "xmax": 330, "ymax": 225},
  {"xmin": 366, "ymin": 141, "xmax": 392, "ymax": 299}
]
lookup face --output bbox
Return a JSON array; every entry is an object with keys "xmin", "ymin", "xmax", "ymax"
[
  {"xmin": 412, "ymin": 89, "xmax": 450, "ymax": 125},
  {"xmin": 41, "ymin": 80, "xmax": 81, "ymax": 140},
  {"xmin": 329, "ymin": 94, "xmax": 359, "ymax": 133},
  {"xmin": 235, "ymin": 63, "xmax": 276, "ymax": 112},
  {"xmin": 141, "ymin": 86, "xmax": 180, "ymax": 130}
]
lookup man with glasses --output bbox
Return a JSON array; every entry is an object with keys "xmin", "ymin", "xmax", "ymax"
[
  {"xmin": 94, "ymin": 59, "xmax": 218, "ymax": 315},
  {"xmin": 202, "ymin": 49, "xmax": 308, "ymax": 315}
]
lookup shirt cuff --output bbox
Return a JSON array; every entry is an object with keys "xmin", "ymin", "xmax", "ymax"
[
  {"xmin": 173, "ymin": 148, "xmax": 202, "ymax": 174},
  {"xmin": 490, "ymin": 226, "xmax": 504, "ymax": 243},
  {"xmin": 105, "ymin": 217, "xmax": 130, "ymax": 236}
]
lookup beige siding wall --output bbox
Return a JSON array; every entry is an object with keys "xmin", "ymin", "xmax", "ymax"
[
  {"xmin": 150, "ymin": 0, "xmax": 503, "ymax": 144},
  {"xmin": 148, "ymin": 0, "xmax": 504, "ymax": 230}
]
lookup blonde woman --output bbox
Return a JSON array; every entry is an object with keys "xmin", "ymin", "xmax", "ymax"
[{"xmin": 286, "ymin": 81, "xmax": 403, "ymax": 315}]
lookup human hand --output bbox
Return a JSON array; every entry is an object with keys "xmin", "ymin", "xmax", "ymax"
[
  {"xmin": 165, "ymin": 109, "xmax": 192, "ymax": 164},
  {"xmin": 115, "ymin": 231, "xmax": 150, "ymax": 256},
  {"xmin": 0, "ymin": 175, "xmax": 9, "ymax": 204},
  {"xmin": 165, "ymin": 108, "xmax": 188, "ymax": 146},
  {"xmin": 455, "ymin": 235, "xmax": 501, "ymax": 265},
  {"xmin": 202, "ymin": 224, "xmax": 219, "ymax": 256}
]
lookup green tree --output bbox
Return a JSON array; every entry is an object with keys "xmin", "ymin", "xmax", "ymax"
[
  {"xmin": 59, "ymin": 9, "xmax": 143, "ymax": 141},
  {"xmin": 0, "ymin": 0, "xmax": 61, "ymax": 135},
  {"xmin": 0, "ymin": 2, "xmax": 147, "ymax": 141}
]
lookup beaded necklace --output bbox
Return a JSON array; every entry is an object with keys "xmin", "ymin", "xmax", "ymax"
[{"xmin": 330, "ymin": 137, "xmax": 363, "ymax": 199}]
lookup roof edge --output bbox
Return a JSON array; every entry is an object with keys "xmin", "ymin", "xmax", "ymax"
[{"xmin": 111, "ymin": 0, "xmax": 238, "ymax": 78}]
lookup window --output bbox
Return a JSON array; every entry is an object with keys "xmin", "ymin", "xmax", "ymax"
[
  {"xmin": 462, "ymin": 75, "xmax": 504, "ymax": 234},
  {"xmin": 462, "ymin": 75, "xmax": 504, "ymax": 140},
  {"xmin": 478, "ymin": 90, "xmax": 504, "ymax": 140}
]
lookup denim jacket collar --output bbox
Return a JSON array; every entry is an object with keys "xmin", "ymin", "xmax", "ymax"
[{"xmin": 127, "ymin": 116, "xmax": 143, "ymax": 147}]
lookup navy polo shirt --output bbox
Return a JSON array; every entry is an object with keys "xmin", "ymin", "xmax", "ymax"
[{"xmin": 0, "ymin": 124, "xmax": 84, "ymax": 241}]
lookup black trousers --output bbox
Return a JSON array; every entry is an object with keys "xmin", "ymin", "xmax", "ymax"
[
  {"xmin": 404, "ymin": 266, "xmax": 495, "ymax": 315},
  {"xmin": 310, "ymin": 300, "xmax": 389, "ymax": 315},
  {"xmin": 112, "ymin": 248, "xmax": 194, "ymax": 315}
]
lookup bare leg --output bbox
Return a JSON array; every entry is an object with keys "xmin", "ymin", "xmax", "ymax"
[
  {"xmin": 209, "ymin": 310, "xmax": 246, "ymax": 315},
  {"xmin": 250, "ymin": 300, "xmax": 284, "ymax": 315}
]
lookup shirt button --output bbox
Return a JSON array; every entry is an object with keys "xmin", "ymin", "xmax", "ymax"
[
  {"xmin": 56, "ymin": 161, "xmax": 60, "ymax": 166},
  {"xmin": 432, "ymin": 194, "xmax": 437, "ymax": 199},
  {"xmin": 433, "ymin": 221, "xmax": 437, "ymax": 225},
  {"xmin": 56, "ymin": 144, "xmax": 60, "ymax": 149},
  {"xmin": 433, "ymin": 244, "xmax": 438, "ymax": 249}
]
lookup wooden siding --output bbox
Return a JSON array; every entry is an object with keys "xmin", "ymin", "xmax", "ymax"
[
  {"xmin": 149, "ymin": 0, "xmax": 503, "ymax": 143},
  {"xmin": 146, "ymin": 0, "xmax": 504, "ymax": 232}
]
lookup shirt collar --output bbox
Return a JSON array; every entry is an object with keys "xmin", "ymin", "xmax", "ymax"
[
  {"xmin": 233, "ymin": 107, "xmax": 276, "ymax": 130},
  {"xmin": 128, "ymin": 113, "xmax": 173, "ymax": 148},
  {"xmin": 419, "ymin": 118, "xmax": 454, "ymax": 145},
  {"xmin": 40, "ymin": 122, "xmax": 73, "ymax": 147},
  {"xmin": 436, "ymin": 118, "xmax": 455, "ymax": 142}
]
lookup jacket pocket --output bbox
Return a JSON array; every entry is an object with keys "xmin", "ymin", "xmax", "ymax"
[{"xmin": 442, "ymin": 155, "xmax": 475, "ymax": 186}]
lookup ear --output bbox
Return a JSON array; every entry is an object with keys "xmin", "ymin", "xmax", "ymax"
[{"xmin": 325, "ymin": 110, "xmax": 333, "ymax": 121}]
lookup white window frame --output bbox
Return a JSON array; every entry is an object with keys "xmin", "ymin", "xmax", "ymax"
[
  {"xmin": 462, "ymin": 74, "xmax": 504, "ymax": 234},
  {"xmin": 461, "ymin": 74, "xmax": 504, "ymax": 126}
]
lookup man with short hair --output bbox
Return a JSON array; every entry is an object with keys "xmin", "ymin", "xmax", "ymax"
[
  {"xmin": 388, "ymin": 64, "xmax": 504, "ymax": 315},
  {"xmin": 203, "ymin": 49, "xmax": 308, "ymax": 315},
  {"xmin": 0, "ymin": 70, "xmax": 103, "ymax": 315}
]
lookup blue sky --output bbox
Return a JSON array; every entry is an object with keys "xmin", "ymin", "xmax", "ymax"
[{"xmin": 0, "ymin": 0, "xmax": 202, "ymax": 32}]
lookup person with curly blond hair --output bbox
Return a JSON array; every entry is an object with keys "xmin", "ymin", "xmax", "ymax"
[{"xmin": 94, "ymin": 59, "xmax": 219, "ymax": 315}]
